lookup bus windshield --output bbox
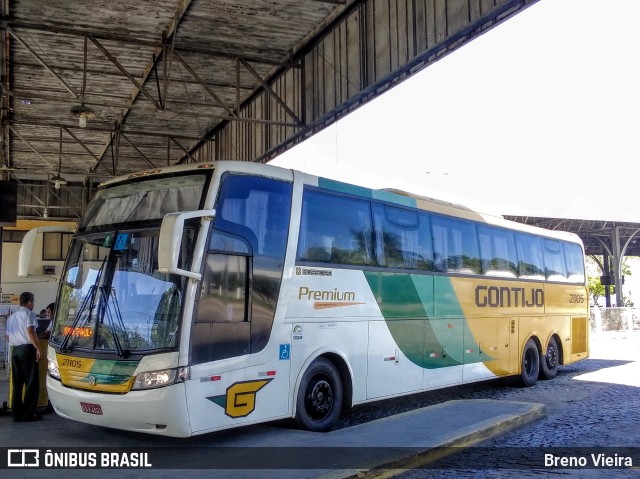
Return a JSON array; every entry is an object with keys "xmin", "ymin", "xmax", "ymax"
[
  {"xmin": 79, "ymin": 174, "xmax": 207, "ymax": 229},
  {"xmin": 52, "ymin": 230, "xmax": 192, "ymax": 354}
]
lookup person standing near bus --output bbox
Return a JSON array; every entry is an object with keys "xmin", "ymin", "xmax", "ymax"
[
  {"xmin": 6, "ymin": 291, "xmax": 43, "ymax": 422},
  {"xmin": 38, "ymin": 302, "xmax": 55, "ymax": 340}
]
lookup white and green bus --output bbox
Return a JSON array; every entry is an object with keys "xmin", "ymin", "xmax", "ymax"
[{"xmin": 21, "ymin": 160, "xmax": 589, "ymax": 437}]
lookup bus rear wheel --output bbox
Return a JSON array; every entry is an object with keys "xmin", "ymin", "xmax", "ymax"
[
  {"xmin": 520, "ymin": 338, "xmax": 540, "ymax": 387},
  {"xmin": 540, "ymin": 336, "xmax": 560, "ymax": 380},
  {"xmin": 295, "ymin": 357, "xmax": 343, "ymax": 432}
]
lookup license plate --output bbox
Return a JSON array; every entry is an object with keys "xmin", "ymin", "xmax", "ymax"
[{"xmin": 80, "ymin": 402, "xmax": 103, "ymax": 415}]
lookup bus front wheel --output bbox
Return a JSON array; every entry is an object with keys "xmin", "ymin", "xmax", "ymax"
[
  {"xmin": 520, "ymin": 338, "xmax": 540, "ymax": 387},
  {"xmin": 295, "ymin": 357, "xmax": 343, "ymax": 432},
  {"xmin": 540, "ymin": 336, "xmax": 560, "ymax": 380}
]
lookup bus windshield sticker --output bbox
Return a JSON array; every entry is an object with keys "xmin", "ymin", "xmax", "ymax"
[{"xmin": 113, "ymin": 233, "xmax": 129, "ymax": 251}]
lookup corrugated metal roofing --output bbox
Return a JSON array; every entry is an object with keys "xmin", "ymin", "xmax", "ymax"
[
  {"xmin": 1, "ymin": 0, "xmax": 540, "ymax": 221},
  {"xmin": 1, "ymin": 0, "xmax": 353, "ymax": 181}
]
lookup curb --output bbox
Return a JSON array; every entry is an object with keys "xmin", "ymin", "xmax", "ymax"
[{"xmin": 334, "ymin": 401, "xmax": 546, "ymax": 479}]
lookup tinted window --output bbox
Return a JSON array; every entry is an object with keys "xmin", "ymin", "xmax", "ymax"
[
  {"xmin": 192, "ymin": 254, "xmax": 251, "ymax": 364},
  {"xmin": 297, "ymin": 189, "xmax": 373, "ymax": 266},
  {"xmin": 432, "ymin": 215, "xmax": 481, "ymax": 274},
  {"xmin": 209, "ymin": 230, "xmax": 251, "ymax": 255},
  {"xmin": 214, "ymin": 174, "xmax": 292, "ymax": 256},
  {"xmin": 372, "ymin": 204, "xmax": 433, "ymax": 270},
  {"xmin": 515, "ymin": 234, "xmax": 544, "ymax": 279},
  {"xmin": 543, "ymin": 239, "xmax": 568, "ymax": 281},
  {"xmin": 564, "ymin": 242, "xmax": 585, "ymax": 284},
  {"xmin": 478, "ymin": 225, "xmax": 517, "ymax": 277}
]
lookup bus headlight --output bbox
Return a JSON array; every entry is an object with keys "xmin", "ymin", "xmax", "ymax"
[
  {"xmin": 48, "ymin": 359, "xmax": 61, "ymax": 380},
  {"xmin": 132, "ymin": 367, "xmax": 189, "ymax": 390}
]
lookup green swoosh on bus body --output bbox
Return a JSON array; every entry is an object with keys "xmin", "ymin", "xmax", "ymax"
[{"xmin": 364, "ymin": 272, "xmax": 491, "ymax": 368}]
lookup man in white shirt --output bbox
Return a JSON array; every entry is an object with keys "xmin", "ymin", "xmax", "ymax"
[{"xmin": 6, "ymin": 291, "xmax": 43, "ymax": 422}]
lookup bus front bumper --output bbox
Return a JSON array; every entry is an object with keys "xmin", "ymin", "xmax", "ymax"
[{"xmin": 47, "ymin": 376, "xmax": 192, "ymax": 437}]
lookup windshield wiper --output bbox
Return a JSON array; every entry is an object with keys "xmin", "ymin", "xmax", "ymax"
[
  {"xmin": 100, "ymin": 286, "xmax": 130, "ymax": 358},
  {"xmin": 60, "ymin": 257, "xmax": 107, "ymax": 353}
]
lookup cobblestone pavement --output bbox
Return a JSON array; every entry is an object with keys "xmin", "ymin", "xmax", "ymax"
[{"xmin": 389, "ymin": 331, "xmax": 640, "ymax": 478}]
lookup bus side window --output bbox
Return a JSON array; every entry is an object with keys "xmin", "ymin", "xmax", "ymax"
[
  {"xmin": 543, "ymin": 239, "xmax": 568, "ymax": 282},
  {"xmin": 478, "ymin": 225, "xmax": 518, "ymax": 277},
  {"xmin": 214, "ymin": 173, "xmax": 291, "ymax": 257},
  {"xmin": 564, "ymin": 242, "xmax": 585, "ymax": 284},
  {"xmin": 431, "ymin": 215, "xmax": 481, "ymax": 274},
  {"xmin": 372, "ymin": 203, "xmax": 434, "ymax": 271},
  {"xmin": 297, "ymin": 188, "xmax": 373, "ymax": 266},
  {"xmin": 515, "ymin": 234, "xmax": 545, "ymax": 280},
  {"xmin": 209, "ymin": 230, "xmax": 251, "ymax": 255}
]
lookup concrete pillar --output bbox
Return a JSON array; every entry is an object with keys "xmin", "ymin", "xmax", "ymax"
[
  {"xmin": 603, "ymin": 253, "xmax": 611, "ymax": 307},
  {"xmin": 612, "ymin": 226, "xmax": 623, "ymax": 307}
]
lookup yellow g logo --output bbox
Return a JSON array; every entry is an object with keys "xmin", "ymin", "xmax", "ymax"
[{"xmin": 207, "ymin": 379, "xmax": 272, "ymax": 418}]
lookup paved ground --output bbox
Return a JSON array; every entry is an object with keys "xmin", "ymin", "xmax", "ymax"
[
  {"xmin": 1, "ymin": 331, "xmax": 638, "ymax": 478},
  {"xmin": 398, "ymin": 330, "xmax": 640, "ymax": 478},
  {"xmin": 0, "ymin": 386, "xmax": 543, "ymax": 478}
]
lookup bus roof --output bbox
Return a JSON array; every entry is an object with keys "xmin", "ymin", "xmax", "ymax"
[{"xmin": 98, "ymin": 160, "xmax": 583, "ymax": 247}]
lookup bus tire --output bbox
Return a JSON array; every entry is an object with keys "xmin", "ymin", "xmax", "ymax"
[
  {"xmin": 520, "ymin": 338, "xmax": 540, "ymax": 387},
  {"xmin": 295, "ymin": 357, "xmax": 343, "ymax": 432},
  {"xmin": 540, "ymin": 336, "xmax": 560, "ymax": 380}
]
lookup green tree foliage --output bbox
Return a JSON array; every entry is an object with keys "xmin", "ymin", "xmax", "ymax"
[
  {"xmin": 588, "ymin": 275, "xmax": 605, "ymax": 304},
  {"xmin": 586, "ymin": 256, "xmax": 634, "ymax": 307}
]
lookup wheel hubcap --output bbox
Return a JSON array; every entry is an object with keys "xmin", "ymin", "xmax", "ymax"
[
  {"xmin": 524, "ymin": 349, "xmax": 536, "ymax": 375},
  {"xmin": 547, "ymin": 345, "xmax": 557, "ymax": 368},
  {"xmin": 306, "ymin": 378, "xmax": 333, "ymax": 421}
]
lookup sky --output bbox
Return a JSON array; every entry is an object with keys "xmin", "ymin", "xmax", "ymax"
[{"xmin": 269, "ymin": 0, "xmax": 640, "ymax": 222}]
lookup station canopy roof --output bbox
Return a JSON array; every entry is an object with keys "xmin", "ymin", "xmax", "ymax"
[{"xmin": 504, "ymin": 216, "xmax": 640, "ymax": 258}]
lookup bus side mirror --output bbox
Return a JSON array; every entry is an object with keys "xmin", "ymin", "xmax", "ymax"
[
  {"xmin": 158, "ymin": 209, "xmax": 215, "ymax": 280},
  {"xmin": 19, "ymin": 225, "xmax": 76, "ymax": 278}
]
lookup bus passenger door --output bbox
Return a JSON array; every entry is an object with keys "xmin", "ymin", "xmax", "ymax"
[
  {"xmin": 192, "ymin": 253, "xmax": 251, "ymax": 362},
  {"xmin": 185, "ymin": 172, "xmax": 293, "ymax": 433},
  {"xmin": 186, "ymin": 251, "xmax": 254, "ymax": 432}
]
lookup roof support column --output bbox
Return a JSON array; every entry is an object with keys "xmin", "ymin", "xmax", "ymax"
[
  {"xmin": 612, "ymin": 226, "xmax": 623, "ymax": 307},
  {"xmin": 603, "ymin": 253, "xmax": 612, "ymax": 308}
]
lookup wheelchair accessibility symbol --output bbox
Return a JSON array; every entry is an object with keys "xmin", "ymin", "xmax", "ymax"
[
  {"xmin": 279, "ymin": 344, "xmax": 290, "ymax": 360},
  {"xmin": 114, "ymin": 233, "xmax": 129, "ymax": 251}
]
